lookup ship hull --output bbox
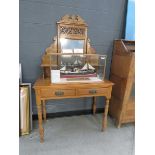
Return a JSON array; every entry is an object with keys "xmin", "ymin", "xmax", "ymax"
[{"xmin": 60, "ymin": 72, "xmax": 97, "ymax": 78}]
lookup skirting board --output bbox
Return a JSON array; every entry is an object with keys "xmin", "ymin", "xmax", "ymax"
[{"xmin": 33, "ymin": 108, "xmax": 104, "ymax": 120}]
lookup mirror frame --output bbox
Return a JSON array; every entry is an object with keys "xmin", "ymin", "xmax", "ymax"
[{"xmin": 57, "ymin": 15, "xmax": 88, "ymax": 54}]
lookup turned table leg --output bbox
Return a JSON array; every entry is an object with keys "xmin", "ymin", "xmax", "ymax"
[
  {"xmin": 92, "ymin": 97, "xmax": 97, "ymax": 115},
  {"xmin": 36, "ymin": 98, "xmax": 44, "ymax": 143},
  {"xmin": 102, "ymin": 99, "xmax": 110, "ymax": 131},
  {"xmin": 116, "ymin": 121, "xmax": 121, "ymax": 128},
  {"xmin": 42, "ymin": 100, "xmax": 46, "ymax": 122}
]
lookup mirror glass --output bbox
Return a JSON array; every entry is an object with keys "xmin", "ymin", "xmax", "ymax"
[{"xmin": 60, "ymin": 38, "xmax": 84, "ymax": 53}]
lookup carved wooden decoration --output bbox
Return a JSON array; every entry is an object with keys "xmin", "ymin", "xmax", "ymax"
[
  {"xmin": 45, "ymin": 36, "xmax": 57, "ymax": 54},
  {"xmin": 59, "ymin": 26, "xmax": 85, "ymax": 36},
  {"xmin": 87, "ymin": 38, "xmax": 96, "ymax": 54},
  {"xmin": 57, "ymin": 14, "xmax": 87, "ymax": 26},
  {"xmin": 58, "ymin": 15, "xmax": 87, "ymax": 37}
]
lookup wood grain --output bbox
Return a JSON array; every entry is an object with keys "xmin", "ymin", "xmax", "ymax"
[
  {"xmin": 34, "ymin": 78, "xmax": 113, "ymax": 142},
  {"xmin": 109, "ymin": 39, "xmax": 135, "ymax": 128},
  {"xmin": 92, "ymin": 97, "xmax": 97, "ymax": 115}
]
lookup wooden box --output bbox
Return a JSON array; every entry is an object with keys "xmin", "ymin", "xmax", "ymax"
[{"xmin": 109, "ymin": 39, "xmax": 135, "ymax": 127}]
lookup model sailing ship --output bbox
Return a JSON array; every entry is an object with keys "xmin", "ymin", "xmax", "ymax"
[{"xmin": 60, "ymin": 58, "xmax": 97, "ymax": 78}]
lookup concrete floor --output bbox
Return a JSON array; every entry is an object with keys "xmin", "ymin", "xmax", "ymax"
[{"xmin": 19, "ymin": 114, "xmax": 135, "ymax": 155}]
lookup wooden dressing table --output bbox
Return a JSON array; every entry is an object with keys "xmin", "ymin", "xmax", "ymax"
[{"xmin": 33, "ymin": 15, "xmax": 114, "ymax": 142}]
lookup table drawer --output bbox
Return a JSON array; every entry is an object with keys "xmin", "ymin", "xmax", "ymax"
[
  {"xmin": 77, "ymin": 88, "xmax": 108, "ymax": 96},
  {"xmin": 53, "ymin": 89, "xmax": 75, "ymax": 97},
  {"xmin": 40, "ymin": 89, "xmax": 53, "ymax": 97},
  {"xmin": 40, "ymin": 89, "xmax": 75, "ymax": 98}
]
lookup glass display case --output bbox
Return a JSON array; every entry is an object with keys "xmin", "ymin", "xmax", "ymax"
[{"xmin": 45, "ymin": 53, "xmax": 106, "ymax": 83}]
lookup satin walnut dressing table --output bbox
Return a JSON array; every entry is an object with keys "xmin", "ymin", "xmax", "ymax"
[{"xmin": 33, "ymin": 15, "xmax": 114, "ymax": 143}]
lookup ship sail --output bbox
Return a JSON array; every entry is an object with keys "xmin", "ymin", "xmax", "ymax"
[
  {"xmin": 88, "ymin": 63, "xmax": 95, "ymax": 70},
  {"xmin": 74, "ymin": 60, "xmax": 78, "ymax": 65},
  {"xmin": 81, "ymin": 63, "xmax": 88, "ymax": 70},
  {"xmin": 74, "ymin": 59, "xmax": 82, "ymax": 65},
  {"xmin": 81, "ymin": 63, "xmax": 95, "ymax": 70},
  {"xmin": 60, "ymin": 65, "xmax": 66, "ymax": 71}
]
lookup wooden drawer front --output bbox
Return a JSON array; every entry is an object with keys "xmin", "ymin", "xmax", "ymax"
[
  {"xmin": 40, "ymin": 89, "xmax": 53, "ymax": 97},
  {"xmin": 53, "ymin": 89, "xmax": 75, "ymax": 97},
  {"xmin": 78, "ymin": 88, "xmax": 108, "ymax": 96}
]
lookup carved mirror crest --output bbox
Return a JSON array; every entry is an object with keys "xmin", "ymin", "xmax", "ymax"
[{"xmin": 57, "ymin": 15, "xmax": 88, "ymax": 54}]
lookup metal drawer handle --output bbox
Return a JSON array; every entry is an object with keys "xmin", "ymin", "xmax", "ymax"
[
  {"xmin": 55, "ymin": 91, "xmax": 64, "ymax": 96},
  {"xmin": 89, "ymin": 89, "xmax": 97, "ymax": 94}
]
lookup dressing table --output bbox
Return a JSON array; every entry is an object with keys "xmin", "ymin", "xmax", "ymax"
[{"xmin": 33, "ymin": 15, "xmax": 114, "ymax": 142}]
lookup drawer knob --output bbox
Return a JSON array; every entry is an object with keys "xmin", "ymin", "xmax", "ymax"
[
  {"xmin": 89, "ymin": 89, "xmax": 97, "ymax": 94},
  {"xmin": 55, "ymin": 91, "xmax": 64, "ymax": 96}
]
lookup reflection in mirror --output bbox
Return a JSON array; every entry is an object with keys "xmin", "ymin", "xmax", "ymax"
[{"xmin": 60, "ymin": 38, "xmax": 84, "ymax": 54}]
